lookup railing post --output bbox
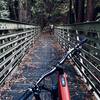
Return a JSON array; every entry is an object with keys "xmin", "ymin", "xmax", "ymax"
[
  {"xmin": 76, "ymin": 30, "xmax": 87, "ymax": 82},
  {"xmin": 62, "ymin": 29, "xmax": 65, "ymax": 49},
  {"xmin": 67, "ymin": 28, "xmax": 70, "ymax": 50}
]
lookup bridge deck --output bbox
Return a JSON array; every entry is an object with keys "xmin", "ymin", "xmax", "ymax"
[{"xmin": 0, "ymin": 33, "xmax": 95, "ymax": 100}]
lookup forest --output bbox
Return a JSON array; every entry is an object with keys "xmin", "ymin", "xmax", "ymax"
[
  {"xmin": 0, "ymin": 1, "xmax": 100, "ymax": 100},
  {"xmin": 0, "ymin": 0, "xmax": 100, "ymax": 27}
]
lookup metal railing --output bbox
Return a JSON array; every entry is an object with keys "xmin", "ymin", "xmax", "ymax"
[
  {"xmin": 54, "ymin": 21, "xmax": 100, "ymax": 99},
  {"xmin": 0, "ymin": 19, "xmax": 40, "ymax": 85}
]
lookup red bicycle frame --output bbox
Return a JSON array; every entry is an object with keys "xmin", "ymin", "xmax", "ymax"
[{"xmin": 58, "ymin": 72, "xmax": 70, "ymax": 100}]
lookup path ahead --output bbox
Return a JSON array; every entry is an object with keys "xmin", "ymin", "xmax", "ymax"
[{"xmin": 0, "ymin": 33, "xmax": 95, "ymax": 100}]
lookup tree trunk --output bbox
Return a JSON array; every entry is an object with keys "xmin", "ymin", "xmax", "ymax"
[
  {"xmin": 74, "ymin": 0, "xmax": 79, "ymax": 22},
  {"xmin": 14, "ymin": 0, "xmax": 19, "ymax": 21},
  {"xmin": 78, "ymin": 0, "xmax": 85, "ymax": 22},
  {"xmin": 8, "ymin": 0, "xmax": 15, "ymax": 20},
  {"xmin": 87, "ymin": 0, "xmax": 95, "ymax": 21},
  {"xmin": 69, "ymin": 0, "xmax": 72, "ymax": 24},
  {"xmin": 8, "ymin": 0, "xmax": 19, "ymax": 21},
  {"xmin": 19, "ymin": 0, "xmax": 27, "ymax": 22},
  {"xmin": 74, "ymin": 0, "xmax": 85, "ymax": 23}
]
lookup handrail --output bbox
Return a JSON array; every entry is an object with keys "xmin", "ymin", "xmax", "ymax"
[
  {"xmin": 56, "ymin": 21, "xmax": 100, "ymax": 32},
  {"xmin": 0, "ymin": 19, "xmax": 40, "ymax": 85},
  {"xmin": 0, "ymin": 19, "xmax": 40, "ymax": 30},
  {"xmin": 0, "ymin": 18, "xmax": 34, "ymax": 25},
  {"xmin": 54, "ymin": 21, "xmax": 100, "ymax": 99}
]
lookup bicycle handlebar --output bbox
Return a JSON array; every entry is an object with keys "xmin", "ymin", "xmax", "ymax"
[
  {"xmin": 19, "ymin": 38, "xmax": 87, "ymax": 100},
  {"xmin": 59, "ymin": 38, "xmax": 87, "ymax": 65},
  {"xmin": 19, "ymin": 88, "xmax": 33, "ymax": 100},
  {"xmin": 36, "ymin": 67, "xmax": 57, "ymax": 85}
]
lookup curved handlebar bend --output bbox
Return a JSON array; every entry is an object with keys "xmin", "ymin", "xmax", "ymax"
[{"xmin": 59, "ymin": 38, "xmax": 87, "ymax": 65}]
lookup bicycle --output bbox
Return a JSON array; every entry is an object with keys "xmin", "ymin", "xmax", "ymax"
[{"xmin": 18, "ymin": 39, "xmax": 87, "ymax": 100}]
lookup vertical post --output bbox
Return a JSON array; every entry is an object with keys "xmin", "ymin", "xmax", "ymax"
[
  {"xmin": 76, "ymin": 0, "xmax": 85, "ymax": 62},
  {"xmin": 68, "ymin": 0, "xmax": 72, "ymax": 50},
  {"xmin": 86, "ymin": 0, "xmax": 96, "ymax": 90},
  {"xmin": 60, "ymin": 29, "xmax": 62, "ymax": 46},
  {"xmin": 73, "ymin": 0, "xmax": 86, "ymax": 81},
  {"xmin": 63, "ymin": 29, "xmax": 66, "ymax": 49},
  {"xmin": 67, "ymin": 28, "xmax": 70, "ymax": 50}
]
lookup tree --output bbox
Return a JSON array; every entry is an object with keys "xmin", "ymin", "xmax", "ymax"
[
  {"xmin": 78, "ymin": 0, "xmax": 85, "ymax": 22},
  {"xmin": 8, "ymin": 0, "xmax": 19, "ymax": 20},
  {"xmin": 0, "ymin": 0, "xmax": 9, "ymax": 18},
  {"xmin": 87, "ymin": 0, "xmax": 95, "ymax": 21}
]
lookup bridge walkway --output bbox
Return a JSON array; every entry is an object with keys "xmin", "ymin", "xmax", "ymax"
[{"xmin": 0, "ymin": 33, "xmax": 95, "ymax": 100}]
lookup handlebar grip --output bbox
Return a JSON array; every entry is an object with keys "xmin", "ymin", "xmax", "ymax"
[{"xmin": 18, "ymin": 88, "xmax": 33, "ymax": 100}]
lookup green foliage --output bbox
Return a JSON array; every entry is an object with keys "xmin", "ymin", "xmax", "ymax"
[
  {"xmin": 0, "ymin": 0, "xmax": 9, "ymax": 18},
  {"xmin": 0, "ymin": 0, "xmax": 69, "ymax": 23},
  {"xmin": 31, "ymin": 0, "xmax": 69, "ymax": 25}
]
